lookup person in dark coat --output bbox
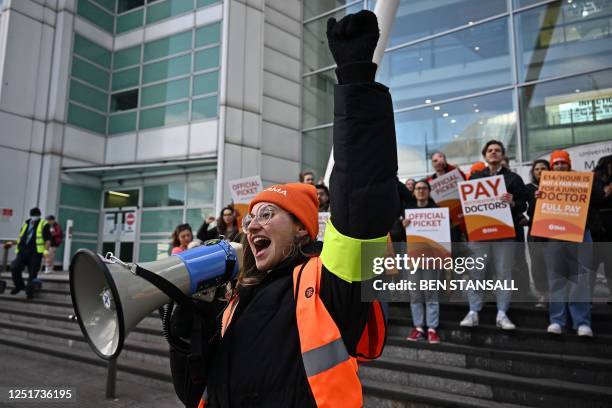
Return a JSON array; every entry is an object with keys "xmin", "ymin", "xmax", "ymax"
[
  {"xmin": 460, "ymin": 140, "xmax": 527, "ymax": 330},
  {"xmin": 197, "ymin": 205, "xmax": 243, "ymax": 243},
  {"xmin": 166, "ymin": 11, "xmax": 399, "ymax": 407},
  {"xmin": 522, "ymin": 159, "xmax": 550, "ymax": 306}
]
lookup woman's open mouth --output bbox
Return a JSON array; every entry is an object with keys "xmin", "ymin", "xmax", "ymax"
[{"xmin": 252, "ymin": 236, "xmax": 272, "ymax": 257}]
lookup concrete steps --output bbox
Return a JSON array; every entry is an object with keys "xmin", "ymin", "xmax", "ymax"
[{"xmin": 0, "ymin": 271, "xmax": 173, "ymax": 392}]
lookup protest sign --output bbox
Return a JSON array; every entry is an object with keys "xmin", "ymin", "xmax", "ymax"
[
  {"xmin": 429, "ymin": 169, "xmax": 465, "ymax": 226},
  {"xmin": 405, "ymin": 207, "xmax": 451, "ymax": 258},
  {"xmin": 229, "ymin": 176, "xmax": 263, "ymax": 225},
  {"xmin": 458, "ymin": 176, "xmax": 515, "ymax": 241},
  {"xmin": 530, "ymin": 171, "xmax": 593, "ymax": 242}
]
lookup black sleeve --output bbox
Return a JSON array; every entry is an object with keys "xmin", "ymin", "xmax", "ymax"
[
  {"xmin": 42, "ymin": 225, "xmax": 52, "ymax": 242},
  {"xmin": 320, "ymin": 77, "xmax": 398, "ymax": 354},
  {"xmin": 328, "ymin": 82, "xmax": 399, "ymax": 238},
  {"xmin": 196, "ymin": 223, "xmax": 218, "ymax": 242},
  {"xmin": 510, "ymin": 173, "xmax": 528, "ymax": 215}
]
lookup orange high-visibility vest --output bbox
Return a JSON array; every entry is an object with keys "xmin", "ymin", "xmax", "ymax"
[{"xmin": 215, "ymin": 256, "xmax": 386, "ymax": 408}]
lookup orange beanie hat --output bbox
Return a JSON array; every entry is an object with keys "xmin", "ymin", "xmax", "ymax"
[
  {"xmin": 550, "ymin": 150, "xmax": 571, "ymax": 168},
  {"xmin": 468, "ymin": 161, "xmax": 487, "ymax": 179},
  {"xmin": 248, "ymin": 183, "xmax": 319, "ymax": 239}
]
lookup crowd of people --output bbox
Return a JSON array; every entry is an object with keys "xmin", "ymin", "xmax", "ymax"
[{"xmin": 393, "ymin": 144, "xmax": 611, "ymax": 341}]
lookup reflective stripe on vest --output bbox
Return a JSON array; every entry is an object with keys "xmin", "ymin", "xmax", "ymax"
[
  {"xmin": 293, "ymin": 257, "xmax": 362, "ymax": 407},
  {"xmin": 15, "ymin": 219, "xmax": 47, "ymax": 254}
]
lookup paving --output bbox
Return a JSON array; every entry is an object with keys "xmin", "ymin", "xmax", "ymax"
[{"xmin": 0, "ymin": 343, "xmax": 182, "ymax": 408}]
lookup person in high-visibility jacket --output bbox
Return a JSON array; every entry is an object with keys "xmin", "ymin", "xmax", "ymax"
[
  {"xmin": 9, "ymin": 207, "xmax": 52, "ymax": 299},
  {"xmin": 167, "ymin": 10, "xmax": 399, "ymax": 407}
]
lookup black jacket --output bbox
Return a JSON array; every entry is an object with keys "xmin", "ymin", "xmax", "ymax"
[
  {"xmin": 170, "ymin": 78, "xmax": 398, "ymax": 407},
  {"xmin": 196, "ymin": 222, "xmax": 242, "ymax": 243},
  {"xmin": 470, "ymin": 166, "xmax": 527, "ymax": 240}
]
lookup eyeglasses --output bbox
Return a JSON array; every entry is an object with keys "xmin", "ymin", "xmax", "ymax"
[{"xmin": 241, "ymin": 205, "xmax": 276, "ymax": 230}]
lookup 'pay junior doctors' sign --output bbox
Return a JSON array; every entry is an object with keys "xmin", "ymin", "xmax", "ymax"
[{"xmin": 458, "ymin": 176, "xmax": 515, "ymax": 241}]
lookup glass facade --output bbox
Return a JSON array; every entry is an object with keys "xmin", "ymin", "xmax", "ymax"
[
  {"xmin": 302, "ymin": 0, "xmax": 612, "ymax": 178},
  {"xmin": 68, "ymin": 1, "xmax": 221, "ymax": 135}
]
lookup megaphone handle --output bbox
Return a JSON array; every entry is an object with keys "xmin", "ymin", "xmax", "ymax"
[{"xmin": 132, "ymin": 264, "xmax": 195, "ymax": 312}]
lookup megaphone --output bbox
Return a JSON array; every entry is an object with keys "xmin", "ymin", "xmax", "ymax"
[{"xmin": 69, "ymin": 240, "xmax": 242, "ymax": 360}]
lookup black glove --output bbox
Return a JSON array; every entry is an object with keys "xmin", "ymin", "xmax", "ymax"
[
  {"xmin": 326, "ymin": 10, "xmax": 379, "ymax": 84},
  {"xmin": 326, "ymin": 10, "xmax": 379, "ymax": 66}
]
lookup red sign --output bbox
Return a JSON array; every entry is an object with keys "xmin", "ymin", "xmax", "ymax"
[
  {"xmin": 2, "ymin": 208, "xmax": 13, "ymax": 216},
  {"xmin": 125, "ymin": 213, "xmax": 135, "ymax": 226}
]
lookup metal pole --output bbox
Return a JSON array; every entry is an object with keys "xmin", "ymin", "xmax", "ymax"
[
  {"xmin": 106, "ymin": 357, "xmax": 117, "ymax": 399},
  {"xmin": 62, "ymin": 219, "xmax": 73, "ymax": 271}
]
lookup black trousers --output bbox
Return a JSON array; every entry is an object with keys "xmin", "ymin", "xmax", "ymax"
[{"xmin": 11, "ymin": 251, "xmax": 43, "ymax": 289}]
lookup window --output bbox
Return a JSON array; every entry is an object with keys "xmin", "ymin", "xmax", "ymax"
[
  {"xmin": 394, "ymin": 90, "xmax": 516, "ymax": 176},
  {"xmin": 143, "ymin": 183, "xmax": 186, "ymax": 207},
  {"xmin": 104, "ymin": 189, "xmax": 140, "ymax": 208},
  {"xmin": 111, "ymin": 89, "xmax": 139, "ymax": 112},
  {"xmin": 520, "ymin": 69, "xmax": 612, "ymax": 160},
  {"xmin": 118, "ymin": 0, "xmax": 145, "ymax": 13},
  {"xmin": 378, "ymin": 17, "xmax": 512, "ymax": 110}
]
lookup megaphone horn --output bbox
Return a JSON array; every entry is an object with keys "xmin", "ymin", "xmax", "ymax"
[{"xmin": 69, "ymin": 240, "xmax": 242, "ymax": 360}]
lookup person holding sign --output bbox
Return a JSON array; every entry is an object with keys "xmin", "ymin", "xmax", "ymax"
[
  {"xmin": 428, "ymin": 151, "xmax": 466, "ymax": 242},
  {"xmin": 403, "ymin": 180, "xmax": 443, "ymax": 344},
  {"xmin": 533, "ymin": 150, "xmax": 605, "ymax": 336},
  {"xmin": 166, "ymin": 11, "xmax": 397, "ymax": 407},
  {"xmin": 459, "ymin": 140, "xmax": 527, "ymax": 330}
]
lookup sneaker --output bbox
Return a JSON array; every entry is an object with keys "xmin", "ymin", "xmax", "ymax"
[
  {"xmin": 496, "ymin": 312, "xmax": 516, "ymax": 330},
  {"xmin": 43, "ymin": 267, "xmax": 51, "ymax": 274},
  {"xmin": 10, "ymin": 286, "xmax": 24, "ymax": 295},
  {"xmin": 427, "ymin": 329, "xmax": 440, "ymax": 344},
  {"xmin": 577, "ymin": 325, "xmax": 593, "ymax": 337},
  {"xmin": 547, "ymin": 323, "xmax": 562, "ymax": 335},
  {"xmin": 406, "ymin": 328, "xmax": 425, "ymax": 341},
  {"xmin": 460, "ymin": 311, "xmax": 479, "ymax": 327},
  {"xmin": 535, "ymin": 295, "xmax": 547, "ymax": 309}
]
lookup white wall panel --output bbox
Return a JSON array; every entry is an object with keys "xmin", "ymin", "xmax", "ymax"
[
  {"xmin": 189, "ymin": 120, "xmax": 218, "ymax": 156},
  {"xmin": 73, "ymin": 16, "xmax": 113, "ymax": 49},
  {"xmin": 261, "ymin": 153, "xmax": 299, "ymax": 184},
  {"xmin": 263, "ymin": 47, "xmax": 300, "ymax": 82},
  {"xmin": 0, "ymin": 111, "xmax": 33, "ymax": 151},
  {"xmin": 263, "ymin": 71, "xmax": 299, "ymax": 106},
  {"xmin": 34, "ymin": 23, "xmax": 55, "ymax": 120},
  {"xmin": 63, "ymin": 126, "xmax": 105, "ymax": 163},
  {"xmin": 195, "ymin": 3, "xmax": 223, "ymax": 25},
  {"xmin": 106, "ymin": 133, "xmax": 137, "ymax": 164},
  {"xmin": 136, "ymin": 125, "xmax": 189, "ymax": 161},
  {"xmin": 262, "ymin": 96, "xmax": 299, "ymax": 129},
  {"xmin": 31, "ymin": 120, "xmax": 45, "ymax": 152},
  {"xmin": 0, "ymin": 147, "xmax": 29, "ymax": 239},
  {"xmin": 263, "ymin": 22, "xmax": 300, "ymax": 60},
  {"xmin": 265, "ymin": 0, "xmax": 301, "ymax": 22},
  {"xmin": 114, "ymin": 28, "xmax": 143, "ymax": 51},
  {"xmin": 47, "ymin": 10, "xmax": 72, "ymax": 122},
  {"xmin": 262, "ymin": 121, "xmax": 300, "ymax": 161},
  {"xmin": 265, "ymin": 6, "xmax": 300, "ymax": 37},
  {"xmin": 0, "ymin": 11, "xmax": 43, "ymax": 116},
  {"xmin": 144, "ymin": 13, "xmax": 193, "ymax": 43}
]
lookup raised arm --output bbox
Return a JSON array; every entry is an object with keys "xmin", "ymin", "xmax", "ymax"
[{"xmin": 326, "ymin": 10, "xmax": 399, "ymax": 241}]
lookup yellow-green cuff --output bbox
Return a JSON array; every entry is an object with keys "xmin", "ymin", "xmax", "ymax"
[{"xmin": 320, "ymin": 219, "xmax": 387, "ymax": 283}]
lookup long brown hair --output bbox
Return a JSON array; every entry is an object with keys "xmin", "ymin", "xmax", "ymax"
[
  {"xmin": 236, "ymin": 214, "xmax": 313, "ymax": 288},
  {"xmin": 171, "ymin": 223, "xmax": 192, "ymax": 247}
]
